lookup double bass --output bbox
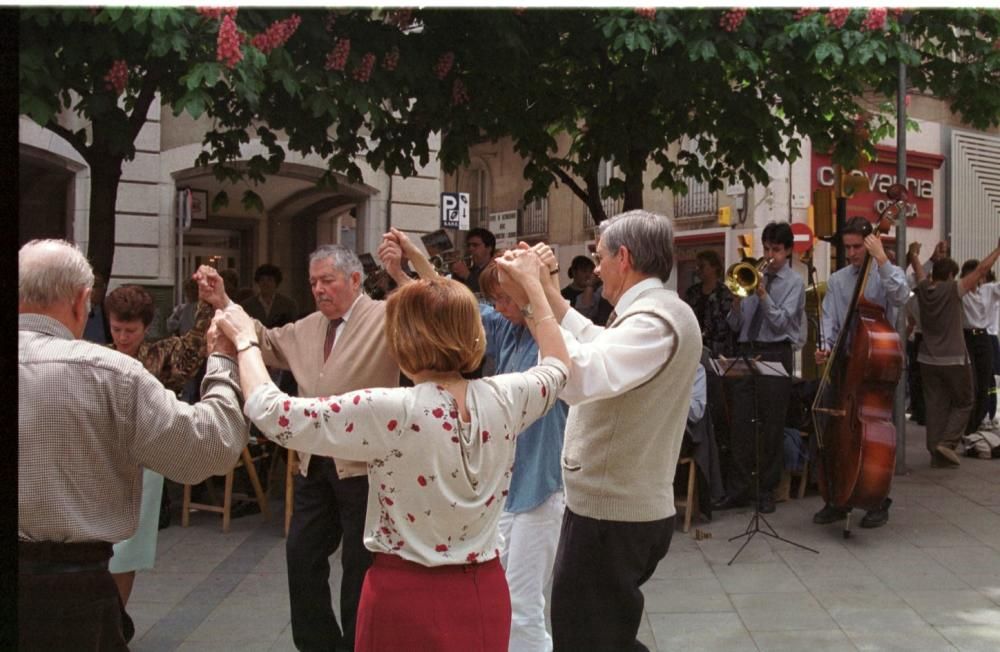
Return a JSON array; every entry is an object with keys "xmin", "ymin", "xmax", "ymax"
[{"xmin": 811, "ymin": 185, "xmax": 908, "ymax": 533}]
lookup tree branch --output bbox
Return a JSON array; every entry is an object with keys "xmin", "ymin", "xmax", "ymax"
[
  {"xmin": 126, "ymin": 69, "xmax": 161, "ymax": 145},
  {"xmin": 43, "ymin": 119, "xmax": 92, "ymax": 164}
]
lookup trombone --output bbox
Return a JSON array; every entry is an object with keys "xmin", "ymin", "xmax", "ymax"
[{"xmin": 724, "ymin": 257, "xmax": 773, "ymax": 298}]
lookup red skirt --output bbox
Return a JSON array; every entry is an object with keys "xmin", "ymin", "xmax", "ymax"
[{"xmin": 355, "ymin": 553, "xmax": 511, "ymax": 652}]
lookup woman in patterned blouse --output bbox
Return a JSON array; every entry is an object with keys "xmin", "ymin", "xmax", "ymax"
[
  {"xmin": 684, "ymin": 250, "xmax": 736, "ymax": 356},
  {"xmin": 215, "ymin": 253, "xmax": 569, "ymax": 652}
]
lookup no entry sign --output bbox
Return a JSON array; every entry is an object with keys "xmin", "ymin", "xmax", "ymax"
[{"xmin": 790, "ymin": 222, "xmax": 814, "ymax": 253}]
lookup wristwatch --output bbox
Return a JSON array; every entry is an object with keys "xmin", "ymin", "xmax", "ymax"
[
  {"xmin": 235, "ymin": 335, "xmax": 260, "ymax": 353},
  {"xmin": 519, "ymin": 303, "xmax": 534, "ymax": 319}
]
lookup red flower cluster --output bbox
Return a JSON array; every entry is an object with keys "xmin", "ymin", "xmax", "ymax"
[
  {"xmin": 434, "ymin": 51, "xmax": 455, "ymax": 80},
  {"xmin": 385, "ymin": 8, "xmax": 413, "ymax": 30},
  {"xmin": 860, "ymin": 8, "xmax": 887, "ymax": 32},
  {"xmin": 353, "ymin": 53, "xmax": 376, "ymax": 82},
  {"xmin": 251, "ymin": 14, "xmax": 301, "ymax": 54},
  {"xmin": 826, "ymin": 8, "xmax": 851, "ymax": 29},
  {"xmin": 719, "ymin": 8, "xmax": 747, "ymax": 32},
  {"xmin": 104, "ymin": 59, "xmax": 128, "ymax": 95},
  {"xmin": 451, "ymin": 79, "xmax": 469, "ymax": 106},
  {"xmin": 216, "ymin": 15, "xmax": 243, "ymax": 69},
  {"xmin": 890, "ymin": 8, "xmax": 904, "ymax": 19},
  {"xmin": 634, "ymin": 8, "xmax": 656, "ymax": 21},
  {"xmin": 793, "ymin": 8, "xmax": 818, "ymax": 21},
  {"xmin": 325, "ymin": 38, "xmax": 351, "ymax": 71},
  {"xmin": 197, "ymin": 7, "xmax": 237, "ymax": 21},
  {"xmin": 382, "ymin": 46, "xmax": 400, "ymax": 72}
]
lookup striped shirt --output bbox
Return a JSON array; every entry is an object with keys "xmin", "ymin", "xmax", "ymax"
[{"xmin": 18, "ymin": 313, "xmax": 248, "ymax": 543}]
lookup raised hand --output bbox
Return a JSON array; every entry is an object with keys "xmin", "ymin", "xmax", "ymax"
[
  {"xmin": 377, "ymin": 239, "xmax": 405, "ymax": 281},
  {"xmin": 206, "ymin": 317, "xmax": 237, "ymax": 358},
  {"xmin": 215, "ymin": 304, "xmax": 256, "ymax": 343},
  {"xmin": 194, "ymin": 265, "xmax": 230, "ymax": 309}
]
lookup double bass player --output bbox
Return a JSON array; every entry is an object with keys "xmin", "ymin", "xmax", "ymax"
[{"xmin": 813, "ymin": 216, "xmax": 909, "ymax": 528}]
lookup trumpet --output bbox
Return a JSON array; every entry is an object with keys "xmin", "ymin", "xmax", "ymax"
[
  {"xmin": 724, "ymin": 257, "xmax": 773, "ymax": 298},
  {"xmin": 428, "ymin": 252, "xmax": 474, "ymax": 276}
]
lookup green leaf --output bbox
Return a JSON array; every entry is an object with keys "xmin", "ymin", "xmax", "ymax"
[
  {"xmin": 20, "ymin": 94, "xmax": 56, "ymax": 127},
  {"xmin": 814, "ymin": 41, "xmax": 843, "ymax": 66},
  {"xmin": 241, "ymin": 190, "xmax": 264, "ymax": 213},
  {"xmin": 211, "ymin": 191, "xmax": 229, "ymax": 212}
]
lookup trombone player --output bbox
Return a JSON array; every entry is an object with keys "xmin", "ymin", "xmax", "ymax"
[{"xmin": 714, "ymin": 222, "xmax": 806, "ymax": 514}]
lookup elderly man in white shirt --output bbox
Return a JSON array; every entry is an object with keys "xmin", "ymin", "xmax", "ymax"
[{"xmin": 526, "ymin": 210, "xmax": 702, "ymax": 652}]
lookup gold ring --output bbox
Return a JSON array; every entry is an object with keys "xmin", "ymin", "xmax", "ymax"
[{"xmin": 550, "ymin": 267, "xmax": 560, "ymax": 275}]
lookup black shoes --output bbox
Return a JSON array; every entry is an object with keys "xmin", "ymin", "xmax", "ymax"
[
  {"xmin": 758, "ymin": 492, "xmax": 776, "ymax": 514},
  {"xmin": 860, "ymin": 498, "xmax": 892, "ymax": 528},
  {"xmin": 813, "ymin": 503, "xmax": 848, "ymax": 524},
  {"xmin": 712, "ymin": 495, "xmax": 750, "ymax": 510}
]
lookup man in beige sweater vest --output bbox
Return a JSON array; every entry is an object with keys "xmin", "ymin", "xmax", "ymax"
[
  {"xmin": 529, "ymin": 210, "xmax": 702, "ymax": 652},
  {"xmin": 213, "ymin": 245, "xmax": 399, "ymax": 652}
]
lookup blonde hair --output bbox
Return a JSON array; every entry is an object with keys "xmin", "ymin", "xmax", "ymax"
[
  {"xmin": 478, "ymin": 260, "xmax": 503, "ymax": 301},
  {"xmin": 385, "ymin": 277, "xmax": 485, "ymax": 376}
]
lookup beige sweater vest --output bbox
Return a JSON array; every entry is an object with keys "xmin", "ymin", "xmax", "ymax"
[
  {"xmin": 255, "ymin": 294, "xmax": 400, "ymax": 478},
  {"xmin": 562, "ymin": 287, "xmax": 702, "ymax": 522}
]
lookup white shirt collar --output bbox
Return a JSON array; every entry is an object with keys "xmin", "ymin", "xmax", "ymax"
[{"xmin": 613, "ymin": 277, "xmax": 666, "ymax": 315}]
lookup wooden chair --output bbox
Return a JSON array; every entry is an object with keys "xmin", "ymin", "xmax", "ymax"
[
  {"xmin": 674, "ymin": 456, "xmax": 699, "ymax": 533},
  {"xmin": 182, "ymin": 446, "xmax": 270, "ymax": 533}
]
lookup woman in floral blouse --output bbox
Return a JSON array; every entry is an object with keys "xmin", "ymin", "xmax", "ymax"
[
  {"xmin": 215, "ymin": 253, "xmax": 569, "ymax": 652},
  {"xmin": 684, "ymin": 250, "xmax": 736, "ymax": 356}
]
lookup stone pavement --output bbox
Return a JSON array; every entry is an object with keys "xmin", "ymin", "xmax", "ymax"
[{"xmin": 129, "ymin": 423, "xmax": 1000, "ymax": 651}]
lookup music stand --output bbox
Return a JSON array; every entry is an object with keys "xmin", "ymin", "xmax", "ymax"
[{"xmin": 712, "ymin": 354, "xmax": 819, "ymax": 565}]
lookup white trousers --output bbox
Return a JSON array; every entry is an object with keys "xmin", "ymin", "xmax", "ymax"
[{"xmin": 498, "ymin": 491, "xmax": 565, "ymax": 652}]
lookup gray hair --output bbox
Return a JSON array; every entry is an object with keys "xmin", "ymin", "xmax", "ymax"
[
  {"xmin": 19, "ymin": 239, "xmax": 95, "ymax": 307},
  {"xmin": 309, "ymin": 244, "xmax": 364, "ymax": 280},
  {"xmin": 598, "ymin": 209, "xmax": 675, "ymax": 282}
]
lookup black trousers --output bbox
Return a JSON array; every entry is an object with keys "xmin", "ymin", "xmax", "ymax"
[
  {"xmin": 551, "ymin": 510, "xmax": 674, "ymax": 652},
  {"xmin": 965, "ymin": 330, "xmax": 994, "ymax": 434},
  {"xmin": 287, "ymin": 456, "xmax": 371, "ymax": 652},
  {"xmin": 19, "ymin": 541, "xmax": 126, "ymax": 651},
  {"xmin": 723, "ymin": 342, "xmax": 792, "ymax": 500}
]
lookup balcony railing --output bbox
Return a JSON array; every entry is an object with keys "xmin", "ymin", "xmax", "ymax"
[
  {"xmin": 673, "ymin": 178, "xmax": 718, "ymax": 219},
  {"xmin": 583, "ymin": 195, "xmax": 624, "ymax": 229},
  {"xmin": 518, "ymin": 197, "xmax": 549, "ymax": 236}
]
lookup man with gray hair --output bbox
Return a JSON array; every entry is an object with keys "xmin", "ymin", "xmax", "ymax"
[
  {"xmin": 525, "ymin": 211, "xmax": 702, "ymax": 651},
  {"xmin": 202, "ymin": 244, "xmax": 400, "ymax": 652},
  {"xmin": 18, "ymin": 239, "xmax": 248, "ymax": 650}
]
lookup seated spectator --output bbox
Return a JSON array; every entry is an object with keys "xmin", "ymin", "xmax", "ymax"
[{"xmin": 684, "ymin": 250, "xmax": 736, "ymax": 356}]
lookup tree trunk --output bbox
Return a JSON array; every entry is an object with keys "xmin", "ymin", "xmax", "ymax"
[
  {"xmin": 87, "ymin": 156, "xmax": 123, "ymax": 283},
  {"xmin": 622, "ymin": 147, "xmax": 647, "ymax": 212}
]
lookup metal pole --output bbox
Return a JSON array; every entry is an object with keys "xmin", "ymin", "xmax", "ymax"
[{"xmin": 894, "ymin": 58, "xmax": 908, "ymax": 475}]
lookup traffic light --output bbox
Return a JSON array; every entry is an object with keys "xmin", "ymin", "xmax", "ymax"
[
  {"xmin": 738, "ymin": 233, "xmax": 753, "ymax": 259},
  {"xmin": 813, "ymin": 187, "xmax": 835, "ymax": 239},
  {"xmin": 835, "ymin": 165, "xmax": 868, "ymax": 198}
]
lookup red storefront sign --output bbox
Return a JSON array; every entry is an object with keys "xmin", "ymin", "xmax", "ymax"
[{"xmin": 811, "ymin": 145, "xmax": 944, "ymax": 229}]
